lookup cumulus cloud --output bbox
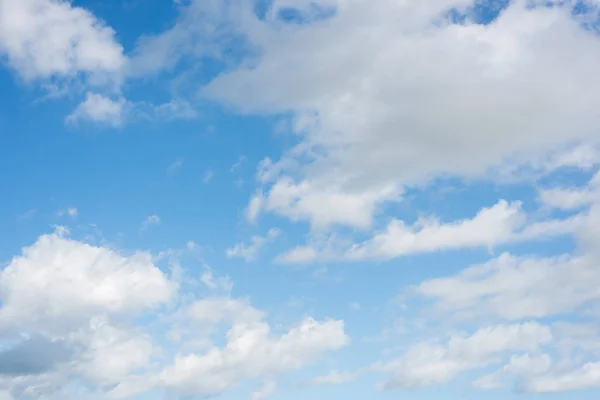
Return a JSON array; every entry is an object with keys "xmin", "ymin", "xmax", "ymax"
[
  {"xmin": 70, "ymin": 319, "xmax": 155, "ymax": 387},
  {"xmin": 415, "ymin": 247, "xmax": 600, "ymax": 321},
  {"xmin": 7, "ymin": 0, "xmax": 600, "ymax": 397},
  {"xmin": 66, "ymin": 92, "xmax": 127, "ymax": 127},
  {"xmin": 523, "ymin": 362, "xmax": 600, "ymax": 393},
  {"xmin": 164, "ymin": 0, "xmax": 600, "ymax": 229},
  {"xmin": 0, "ymin": 230, "xmax": 347, "ymax": 399},
  {"xmin": 370, "ymin": 175, "xmax": 600, "ymax": 394},
  {"xmin": 538, "ymin": 171, "xmax": 600, "ymax": 211},
  {"xmin": 474, "ymin": 353, "xmax": 552, "ymax": 390},
  {"xmin": 277, "ymin": 199, "xmax": 581, "ymax": 263},
  {"xmin": 0, "ymin": 231, "xmax": 174, "ymax": 333},
  {"xmin": 0, "ymin": 0, "xmax": 125, "ymax": 83},
  {"xmin": 378, "ymin": 323, "xmax": 552, "ymax": 390},
  {"xmin": 159, "ymin": 314, "xmax": 348, "ymax": 398},
  {"xmin": 247, "ymin": 179, "xmax": 400, "ymax": 230},
  {"xmin": 0, "ymin": 230, "xmax": 175, "ymax": 398}
]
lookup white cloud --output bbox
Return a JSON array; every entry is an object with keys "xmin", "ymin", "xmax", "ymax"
[
  {"xmin": 344, "ymin": 200, "xmax": 525, "ymax": 260},
  {"xmin": 152, "ymin": 99, "xmax": 197, "ymax": 120},
  {"xmin": 523, "ymin": 362, "xmax": 600, "ymax": 393},
  {"xmin": 538, "ymin": 171, "xmax": 600, "ymax": 211},
  {"xmin": 70, "ymin": 319, "xmax": 155, "ymax": 386},
  {"xmin": 0, "ymin": 230, "xmax": 175, "ymax": 333},
  {"xmin": 185, "ymin": 297, "xmax": 265, "ymax": 326},
  {"xmin": 378, "ymin": 322, "xmax": 552, "ymax": 390},
  {"xmin": 127, "ymin": 0, "xmax": 249, "ymax": 78},
  {"xmin": 140, "ymin": 214, "xmax": 161, "ymax": 231},
  {"xmin": 277, "ymin": 200, "xmax": 580, "ymax": 263},
  {"xmin": 181, "ymin": 0, "xmax": 600, "ymax": 229},
  {"xmin": 66, "ymin": 95, "xmax": 198, "ymax": 128},
  {"xmin": 66, "ymin": 92, "xmax": 127, "ymax": 127},
  {"xmin": 0, "ymin": 230, "xmax": 177, "ymax": 399},
  {"xmin": 245, "ymin": 191, "xmax": 265, "ymax": 224},
  {"xmin": 376, "ymin": 183, "xmax": 600, "ymax": 393},
  {"xmin": 416, "ymin": 246, "xmax": 600, "ymax": 321},
  {"xmin": 226, "ymin": 228, "xmax": 281, "ymax": 262},
  {"xmin": 0, "ymin": 231, "xmax": 346, "ymax": 399},
  {"xmin": 0, "ymin": 0, "xmax": 124, "ymax": 83},
  {"xmin": 57, "ymin": 207, "xmax": 78, "ymax": 218},
  {"xmin": 159, "ymin": 315, "xmax": 348, "ymax": 398},
  {"xmin": 474, "ymin": 353, "xmax": 552, "ymax": 390},
  {"xmin": 275, "ymin": 245, "xmax": 318, "ymax": 264},
  {"xmin": 545, "ymin": 143, "xmax": 600, "ymax": 171},
  {"xmin": 200, "ymin": 268, "xmax": 233, "ymax": 293},
  {"xmin": 247, "ymin": 178, "xmax": 401, "ymax": 230}
]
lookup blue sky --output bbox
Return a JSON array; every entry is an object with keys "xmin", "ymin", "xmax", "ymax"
[{"xmin": 2, "ymin": 0, "xmax": 600, "ymax": 399}]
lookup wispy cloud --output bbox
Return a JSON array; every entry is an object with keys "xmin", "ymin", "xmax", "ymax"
[
  {"xmin": 230, "ymin": 156, "xmax": 247, "ymax": 172},
  {"xmin": 226, "ymin": 228, "xmax": 281, "ymax": 262},
  {"xmin": 140, "ymin": 214, "xmax": 161, "ymax": 232},
  {"xmin": 18, "ymin": 208, "xmax": 37, "ymax": 220},
  {"xmin": 203, "ymin": 169, "xmax": 214, "ymax": 184},
  {"xmin": 57, "ymin": 208, "xmax": 78, "ymax": 218},
  {"xmin": 167, "ymin": 158, "xmax": 185, "ymax": 176}
]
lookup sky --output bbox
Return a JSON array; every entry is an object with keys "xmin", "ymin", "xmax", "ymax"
[{"xmin": 2, "ymin": 0, "xmax": 600, "ymax": 399}]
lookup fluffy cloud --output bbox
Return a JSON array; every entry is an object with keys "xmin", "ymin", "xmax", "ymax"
[
  {"xmin": 200, "ymin": 268, "xmax": 234, "ymax": 293},
  {"xmin": 69, "ymin": 319, "xmax": 155, "ymax": 387},
  {"xmin": 415, "ymin": 237, "xmax": 600, "ymax": 321},
  {"xmin": 0, "ymin": 230, "xmax": 174, "ymax": 333},
  {"xmin": 159, "ymin": 314, "xmax": 348, "ymax": 398},
  {"xmin": 0, "ymin": 0, "xmax": 124, "ymax": 83},
  {"xmin": 0, "ymin": 230, "xmax": 347, "ymax": 399},
  {"xmin": 0, "ymin": 230, "xmax": 175, "ymax": 398},
  {"xmin": 185, "ymin": 0, "xmax": 600, "ymax": 229},
  {"xmin": 378, "ymin": 175, "xmax": 600, "ymax": 393},
  {"xmin": 474, "ymin": 353, "xmax": 552, "ymax": 390},
  {"xmin": 539, "ymin": 171, "xmax": 600, "ymax": 211},
  {"xmin": 248, "ymin": 179, "xmax": 400, "ymax": 230},
  {"xmin": 523, "ymin": 362, "xmax": 600, "ymax": 393},
  {"xmin": 277, "ymin": 199, "xmax": 581, "ymax": 263},
  {"xmin": 66, "ymin": 92, "xmax": 127, "ymax": 127},
  {"xmin": 378, "ymin": 323, "xmax": 552, "ymax": 390}
]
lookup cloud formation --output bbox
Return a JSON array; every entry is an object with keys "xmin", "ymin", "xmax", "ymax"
[
  {"xmin": 0, "ymin": 230, "xmax": 347, "ymax": 399},
  {"xmin": 0, "ymin": 0, "xmax": 124, "ymax": 83}
]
